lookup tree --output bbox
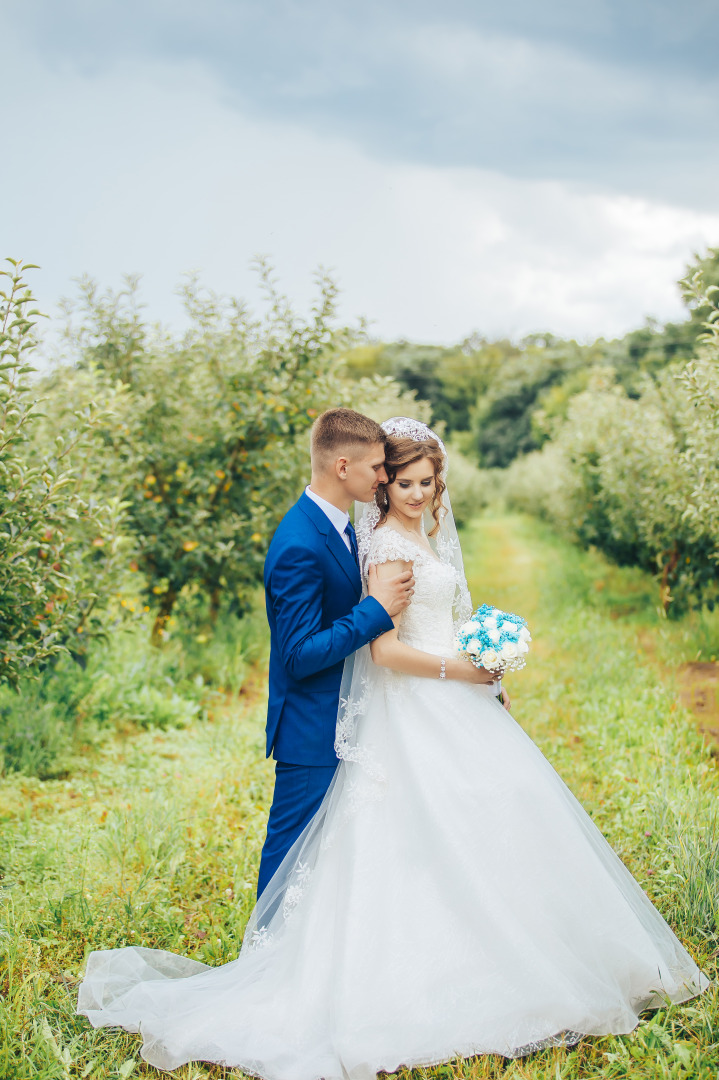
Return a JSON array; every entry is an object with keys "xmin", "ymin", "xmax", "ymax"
[
  {"xmin": 502, "ymin": 268, "xmax": 719, "ymax": 616},
  {"xmin": 54, "ymin": 265, "xmax": 427, "ymax": 641},
  {"xmin": 0, "ymin": 260, "xmax": 126, "ymax": 686}
]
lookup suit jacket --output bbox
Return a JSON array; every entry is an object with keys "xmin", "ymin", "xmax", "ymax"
[{"xmin": 263, "ymin": 492, "xmax": 394, "ymax": 766}]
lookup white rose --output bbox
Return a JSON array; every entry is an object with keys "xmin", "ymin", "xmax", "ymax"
[
  {"xmin": 517, "ymin": 639, "xmax": 529, "ymax": 655},
  {"xmin": 460, "ymin": 621, "xmax": 477, "ymax": 635},
  {"xmin": 483, "ymin": 617, "xmax": 498, "ymax": 629},
  {"xmin": 500, "ymin": 641, "xmax": 518, "ymax": 661},
  {"xmin": 519, "ymin": 625, "xmax": 531, "ymax": 642},
  {"xmin": 491, "ymin": 608, "xmax": 502, "ymax": 617},
  {"xmin": 488, "ymin": 628, "xmax": 500, "ymax": 644},
  {"xmin": 501, "ymin": 620, "xmax": 516, "ymax": 633},
  {"xmin": 466, "ymin": 640, "xmax": 481, "ymax": 656},
  {"xmin": 480, "ymin": 648, "xmax": 499, "ymax": 668}
]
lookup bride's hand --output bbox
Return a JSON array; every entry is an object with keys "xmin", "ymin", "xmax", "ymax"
[{"xmin": 446, "ymin": 659, "xmax": 498, "ymax": 685}]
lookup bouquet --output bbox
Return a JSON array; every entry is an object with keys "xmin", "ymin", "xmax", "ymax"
[{"xmin": 456, "ymin": 604, "xmax": 531, "ymax": 675}]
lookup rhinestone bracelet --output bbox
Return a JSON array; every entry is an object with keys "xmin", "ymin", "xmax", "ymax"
[{"xmin": 439, "ymin": 658, "xmax": 446, "ymax": 680}]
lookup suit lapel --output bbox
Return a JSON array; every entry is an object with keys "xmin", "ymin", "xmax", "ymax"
[
  {"xmin": 325, "ymin": 523, "xmax": 362, "ymax": 592},
  {"xmin": 299, "ymin": 492, "xmax": 361, "ymax": 593}
]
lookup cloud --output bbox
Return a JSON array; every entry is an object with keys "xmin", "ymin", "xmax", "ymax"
[
  {"xmin": 7, "ymin": 1, "xmax": 719, "ymax": 207},
  {"xmin": 3, "ymin": 44, "xmax": 717, "ymax": 347}
]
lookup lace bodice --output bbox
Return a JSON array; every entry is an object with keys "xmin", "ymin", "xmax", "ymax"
[{"xmin": 366, "ymin": 526, "xmax": 458, "ymax": 655}]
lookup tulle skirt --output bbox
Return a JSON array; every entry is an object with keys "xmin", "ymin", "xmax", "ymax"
[{"xmin": 78, "ymin": 673, "xmax": 709, "ymax": 1078}]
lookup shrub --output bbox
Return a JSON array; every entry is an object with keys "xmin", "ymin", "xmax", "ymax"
[
  {"xmin": 444, "ymin": 442, "xmax": 493, "ymax": 527},
  {"xmin": 502, "ymin": 274, "xmax": 719, "ymax": 616},
  {"xmin": 0, "ymin": 606, "xmax": 268, "ymax": 778},
  {"xmin": 0, "ymin": 260, "xmax": 127, "ymax": 686}
]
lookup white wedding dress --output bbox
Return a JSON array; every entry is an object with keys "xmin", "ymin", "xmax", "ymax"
[{"xmin": 78, "ymin": 524, "xmax": 709, "ymax": 1077}]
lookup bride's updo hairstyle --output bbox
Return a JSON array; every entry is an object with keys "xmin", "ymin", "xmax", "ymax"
[{"xmin": 376, "ymin": 435, "xmax": 446, "ymax": 536}]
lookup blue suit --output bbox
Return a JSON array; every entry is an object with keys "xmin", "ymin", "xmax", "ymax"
[{"xmin": 257, "ymin": 492, "xmax": 393, "ymax": 896}]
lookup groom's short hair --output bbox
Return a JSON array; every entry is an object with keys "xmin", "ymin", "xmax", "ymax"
[{"xmin": 311, "ymin": 408, "xmax": 386, "ymax": 471}]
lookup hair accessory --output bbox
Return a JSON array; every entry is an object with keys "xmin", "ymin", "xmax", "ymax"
[{"xmin": 381, "ymin": 417, "xmax": 448, "ymax": 474}]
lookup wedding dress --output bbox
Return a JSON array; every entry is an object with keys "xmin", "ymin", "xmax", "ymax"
[{"xmin": 78, "ymin": 425, "xmax": 709, "ymax": 1078}]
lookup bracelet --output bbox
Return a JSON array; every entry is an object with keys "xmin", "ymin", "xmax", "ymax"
[{"xmin": 439, "ymin": 658, "xmax": 446, "ymax": 680}]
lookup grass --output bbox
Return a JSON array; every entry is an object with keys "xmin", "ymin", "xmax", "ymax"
[
  {"xmin": 1, "ymin": 513, "xmax": 718, "ymax": 1078},
  {"xmin": 0, "ymin": 599, "xmax": 269, "ymax": 779}
]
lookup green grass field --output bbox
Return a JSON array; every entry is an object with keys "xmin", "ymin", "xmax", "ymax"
[{"xmin": 2, "ymin": 514, "xmax": 718, "ymax": 1079}]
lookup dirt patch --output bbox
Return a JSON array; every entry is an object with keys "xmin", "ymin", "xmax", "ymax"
[{"xmin": 677, "ymin": 661, "xmax": 719, "ymax": 743}]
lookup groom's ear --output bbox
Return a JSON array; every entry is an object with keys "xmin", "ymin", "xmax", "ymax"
[{"xmin": 335, "ymin": 455, "xmax": 350, "ymax": 479}]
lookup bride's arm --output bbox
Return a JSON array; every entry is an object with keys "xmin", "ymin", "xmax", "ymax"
[{"xmin": 369, "ymin": 560, "xmax": 497, "ymax": 686}]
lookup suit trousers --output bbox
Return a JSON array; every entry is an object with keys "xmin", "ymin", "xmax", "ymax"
[{"xmin": 257, "ymin": 761, "xmax": 338, "ymax": 899}]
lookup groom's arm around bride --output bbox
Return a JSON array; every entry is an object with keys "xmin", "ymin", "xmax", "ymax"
[{"xmin": 257, "ymin": 408, "xmax": 414, "ymax": 897}]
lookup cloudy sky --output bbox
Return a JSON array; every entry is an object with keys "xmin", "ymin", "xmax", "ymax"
[{"xmin": 4, "ymin": 1, "xmax": 719, "ymax": 343}]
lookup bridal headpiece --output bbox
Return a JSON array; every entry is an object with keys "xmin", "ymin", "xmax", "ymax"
[{"xmin": 380, "ymin": 417, "xmax": 448, "ymax": 477}]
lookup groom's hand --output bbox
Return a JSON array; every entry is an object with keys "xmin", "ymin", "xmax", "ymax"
[{"xmin": 367, "ymin": 563, "xmax": 415, "ymax": 618}]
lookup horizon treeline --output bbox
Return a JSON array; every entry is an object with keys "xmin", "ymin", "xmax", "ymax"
[{"xmin": 345, "ymin": 246, "xmax": 718, "ymax": 617}]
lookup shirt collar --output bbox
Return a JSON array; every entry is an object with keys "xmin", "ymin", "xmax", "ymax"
[{"xmin": 304, "ymin": 486, "xmax": 350, "ymax": 536}]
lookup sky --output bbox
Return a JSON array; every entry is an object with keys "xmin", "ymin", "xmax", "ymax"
[{"xmin": 3, "ymin": 0, "xmax": 719, "ymax": 344}]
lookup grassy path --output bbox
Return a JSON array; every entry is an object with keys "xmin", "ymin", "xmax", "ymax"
[{"xmin": 2, "ymin": 514, "xmax": 718, "ymax": 1079}]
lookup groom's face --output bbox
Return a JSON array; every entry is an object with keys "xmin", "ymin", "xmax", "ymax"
[{"xmin": 342, "ymin": 442, "xmax": 388, "ymax": 503}]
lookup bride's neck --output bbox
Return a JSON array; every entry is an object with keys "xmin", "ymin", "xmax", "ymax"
[{"xmin": 386, "ymin": 511, "xmax": 424, "ymax": 537}]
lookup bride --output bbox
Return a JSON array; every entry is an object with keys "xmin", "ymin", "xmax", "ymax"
[{"xmin": 78, "ymin": 417, "xmax": 708, "ymax": 1077}]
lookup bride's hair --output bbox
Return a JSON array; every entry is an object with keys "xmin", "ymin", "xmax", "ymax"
[{"xmin": 375, "ymin": 435, "xmax": 446, "ymax": 536}]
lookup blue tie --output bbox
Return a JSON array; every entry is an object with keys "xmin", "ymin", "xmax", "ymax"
[{"xmin": 344, "ymin": 522, "xmax": 359, "ymax": 567}]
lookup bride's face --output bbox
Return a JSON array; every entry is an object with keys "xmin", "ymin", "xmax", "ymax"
[{"xmin": 386, "ymin": 458, "xmax": 436, "ymax": 523}]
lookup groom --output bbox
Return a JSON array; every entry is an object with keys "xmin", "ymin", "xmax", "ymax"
[{"xmin": 257, "ymin": 408, "xmax": 414, "ymax": 896}]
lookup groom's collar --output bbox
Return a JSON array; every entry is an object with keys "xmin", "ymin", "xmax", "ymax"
[
  {"xmin": 304, "ymin": 486, "xmax": 350, "ymax": 538},
  {"xmin": 298, "ymin": 491, "xmax": 360, "ymax": 589},
  {"xmin": 298, "ymin": 490, "xmax": 333, "ymax": 535}
]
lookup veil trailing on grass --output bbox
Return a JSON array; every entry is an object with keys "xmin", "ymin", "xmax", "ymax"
[{"xmin": 245, "ymin": 418, "xmax": 474, "ymax": 942}]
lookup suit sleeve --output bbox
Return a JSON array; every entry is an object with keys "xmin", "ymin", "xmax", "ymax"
[{"xmin": 268, "ymin": 544, "xmax": 394, "ymax": 681}]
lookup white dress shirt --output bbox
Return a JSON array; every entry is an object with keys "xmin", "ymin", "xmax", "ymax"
[{"xmin": 305, "ymin": 486, "xmax": 352, "ymax": 552}]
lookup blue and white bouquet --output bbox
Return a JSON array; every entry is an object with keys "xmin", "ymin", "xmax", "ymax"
[{"xmin": 456, "ymin": 604, "xmax": 531, "ymax": 674}]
